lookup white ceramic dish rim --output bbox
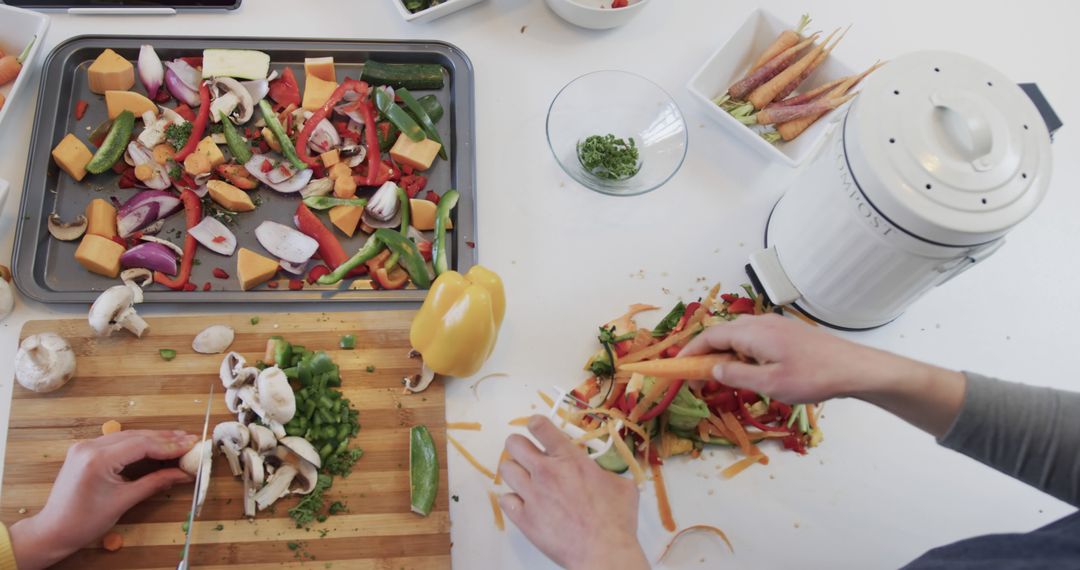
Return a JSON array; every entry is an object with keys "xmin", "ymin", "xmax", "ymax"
[
  {"xmin": 545, "ymin": 69, "xmax": 689, "ymax": 197},
  {"xmin": 0, "ymin": 6, "xmax": 51, "ymax": 132},
  {"xmin": 560, "ymin": 0, "xmax": 651, "ymax": 13},
  {"xmin": 392, "ymin": 0, "xmax": 483, "ymax": 22}
]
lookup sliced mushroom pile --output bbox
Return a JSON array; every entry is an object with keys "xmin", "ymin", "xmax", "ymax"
[{"xmin": 195, "ymin": 351, "xmax": 320, "ymax": 517}]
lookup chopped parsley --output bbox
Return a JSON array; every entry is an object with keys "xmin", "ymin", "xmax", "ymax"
[
  {"xmin": 577, "ymin": 134, "xmax": 641, "ymax": 180},
  {"xmin": 250, "ymin": 316, "xmax": 260, "ymax": 325},
  {"xmin": 212, "ymin": 524, "xmax": 224, "ymax": 531},
  {"xmin": 324, "ymin": 448, "xmax": 363, "ymax": 478},
  {"xmin": 288, "ymin": 474, "xmax": 332, "ymax": 528},
  {"xmin": 165, "ymin": 122, "xmax": 194, "ymax": 151},
  {"xmin": 365, "ymin": 365, "xmax": 376, "ymax": 373},
  {"xmin": 168, "ymin": 164, "xmax": 183, "ymax": 181},
  {"xmin": 328, "ymin": 501, "xmax": 348, "ymax": 515}
]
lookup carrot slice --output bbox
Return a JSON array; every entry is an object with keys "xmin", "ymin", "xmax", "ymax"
[
  {"xmin": 102, "ymin": 531, "xmax": 124, "ymax": 552},
  {"xmin": 507, "ymin": 416, "xmax": 530, "ymax": 427},
  {"xmin": 493, "ymin": 449, "xmax": 510, "ymax": 485},
  {"xmin": 721, "ymin": 454, "xmax": 766, "ymax": 479},
  {"xmin": 621, "ymin": 322, "xmax": 704, "ymax": 364},
  {"xmin": 101, "ymin": 420, "xmax": 122, "ymax": 435},
  {"xmin": 657, "ymin": 524, "xmax": 734, "ymax": 564},
  {"xmin": 446, "ymin": 422, "xmax": 482, "ymax": 431},
  {"xmin": 618, "ymin": 354, "xmax": 735, "ymax": 381},
  {"xmin": 446, "ymin": 434, "xmax": 495, "ymax": 480},
  {"xmin": 629, "ymin": 377, "xmax": 675, "ymax": 422},
  {"xmin": 488, "ymin": 490, "xmax": 505, "ymax": 531},
  {"xmin": 650, "ymin": 462, "xmax": 676, "ymax": 532},
  {"xmin": 783, "ymin": 305, "xmax": 819, "ymax": 326}
]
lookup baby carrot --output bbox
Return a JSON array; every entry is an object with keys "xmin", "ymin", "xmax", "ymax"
[
  {"xmin": 0, "ymin": 35, "xmax": 36, "ymax": 87},
  {"xmin": 617, "ymin": 354, "xmax": 735, "ymax": 380},
  {"xmin": 750, "ymin": 14, "xmax": 812, "ymax": 73},
  {"xmin": 728, "ymin": 34, "xmax": 819, "ymax": 101},
  {"xmin": 102, "ymin": 531, "xmax": 124, "ymax": 552},
  {"xmin": 776, "ymin": 61, "xmax": 883, "ymax": 140},
  {"xmin": 748, "ymin": 28, "xmax": 838, "ymax": 109},
  {"xmin": 101, "ymin": 420, "xmax": 122, "ymax": 435},
  {"xmin": 755, "ymin": 91, "xmax": 857, "ymax": 125},
  {"xmin": 773, "ymin": 25, "xmax": 849, "ymax": 103}
]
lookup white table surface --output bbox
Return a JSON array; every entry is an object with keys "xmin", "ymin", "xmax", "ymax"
[{"xmin": 0, "ymin": 1, "xmax": 1076, "ymax": 568}]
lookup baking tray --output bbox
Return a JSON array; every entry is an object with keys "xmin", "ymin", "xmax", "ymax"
[{"xmin": 12, "ymin": 35, "xmax": 476, "ymax": 303}]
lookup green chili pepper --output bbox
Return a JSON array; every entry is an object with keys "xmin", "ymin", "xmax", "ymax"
[
  {"xmin": 159, "ymin": 349, "xmax": 177, "ymax": 361},
  {"xmin": 432, "ymin": 189, "xmax": 460, "ymax": 276},
  {"xmin": 302, "ymin": 196, "xmax": 368, "ymax": 211},
  {"xmin": 374, "ymin": 87, "xmax": 425, "ymax": 142},
  {"xmin": 398, "ymin": 88, "xmax": 447, "ymax": 160},
  {"xmin": 385, "ymin": 186, "xmax": 411, "ymax": 269},
  {"xmin": 258, "ymin": 99, "xmax": 306, "ymax": 171},
  {"xmin": 339, "ymin": 334, "xmax": 356, "ymax": 350},
  {"xmin": 373, "ymin": 228, "xmax": 431, "ymax": 289},
  {"xmin": 219, "ymin": 111, "xmax": 252, "ymax": 164},
  {"xmin": 318, "ymin": 235, "xmax": 386, "ymax": 285}
]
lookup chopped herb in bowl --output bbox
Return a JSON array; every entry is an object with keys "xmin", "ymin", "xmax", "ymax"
[{"xmin": 577, "ymin": 134, "xmax": 641, "ymax": 181}]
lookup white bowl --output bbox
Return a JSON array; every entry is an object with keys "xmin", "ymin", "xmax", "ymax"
[
  {"xmin": 686, "ymin": 8, "xmax": 856, "ymax": 168},
  {"xmin": 392, "ymin": 0, "xmax": 486, "ymax": 23},
  {"xmin": 0, "ymin": 5, "xmax": 50, "ymax": 132},
  {"xmin": 544, "ymin": 0, "xmax": 650, "ymax": 30}
]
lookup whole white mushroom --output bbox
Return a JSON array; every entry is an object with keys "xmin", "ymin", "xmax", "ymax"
[{"xmin": 14, "ymin": 333, "xmax": 76, "ymax": 393}]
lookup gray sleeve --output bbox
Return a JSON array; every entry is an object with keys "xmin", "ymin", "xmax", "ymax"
[{"xmin": 938, "ymin": 372, "xmax": 1080, "ymax": 507}]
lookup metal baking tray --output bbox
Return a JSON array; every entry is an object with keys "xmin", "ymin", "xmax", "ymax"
[{"xmin": 12, "ymin": 36, "xmax": 476, "ymax": 303}]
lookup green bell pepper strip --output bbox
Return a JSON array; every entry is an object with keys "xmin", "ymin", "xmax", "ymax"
[
  {"xmin": 318, "ymin": 235, "xmax": 386, "ymax": 285},
  {"xmin": 374, "ymin": 87, "xmax": 425, "ymax": 142},
  {"xmin": 384, "ymin": 186, "xmax": 411, "ymax": 269},
  {"xmin": 398, "ymin": 88, "xmax": 447, "ymax": 160},
  {"xmin": 258, "ymin": 99, "xmax": 306, "ymax": 171},
  {"xmin": 415, "ymin": 94, "xmax": 444, "ymax": 124},
  {"xmin": 302, "ymin": 196, "xmax": 368, "ymax": 210},
  {"xmin": 219, "ymin": 111, "xmax": 252, "ymax": 163},
  {"xmin": 432, "ymin": 189, "xmax": 460, "ymax": 276},
  {"xmin": 374, "ymin": 228, "xmax": 431, "ymax": 289}
]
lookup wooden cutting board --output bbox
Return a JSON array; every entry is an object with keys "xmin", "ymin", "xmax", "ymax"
[{"xmin": 1, "ymin": 311, "xmax": 450, "ymax": 569}]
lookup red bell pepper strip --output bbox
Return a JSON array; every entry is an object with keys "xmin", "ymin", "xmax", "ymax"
[
  {"xmin": 359, "ymin": 97, "xmax": 382, "ymax": 186},
  {"xmin": 295, "ymin": 203, "xmax": 348, "ymax": 268},
  {"xmin": 268, "ymin": 66, "xmax": 301, "ymax": 108},
  {"xmin": 154, "ymin": 189, "xmax": 201, "ymax": 290},
  {"xmin": 173, "ymin": 83, "xmax": 211, "ymax": 162},
  {"xmin": 638, "ymin": 379, "xmax": 686, "ymax": 422},
  {"xmin": 295, "ymin": 79, "xmax": 367, "ymax": 168},
  {"xmin": 74, "ymin": 100, "xmax": 88, "ymax": 120},
  {"xmin": 728, "ymin": 297, "xmax": 756, "ymax": 315}
]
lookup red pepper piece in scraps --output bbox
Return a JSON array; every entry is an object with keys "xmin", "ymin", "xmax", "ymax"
[
  {"xmin": 212, "ymin": 268, "xmax": 229, "ymax": 279},
  {"xmin": 288, "ymin": 279, "xmax": 303, "ymax": 291},
  {"xmin": 727, "ymin": 297, "xmax": 756, "ymax": 315}
]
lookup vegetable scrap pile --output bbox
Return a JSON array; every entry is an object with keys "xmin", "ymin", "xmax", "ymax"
[
  {"xmin": 48, "ymin": 44, "xmax": 458, "ymax": 293},
  {"xmin": 714, "ymin": 14, "xmax": 882, "ymax": 143},
  {"xmin": 0, "ymin": 35, "xmax": 35, "ymax": 111},
  {"xmin": 577, "ymin": 133, "xmax": 641, "ymax": 181},
  {"xmin": 401, "ymin": 0, "xmax": 447, "ymax": 14},
  {"xmin": 559, "ymin": 284, "xmax": 823, "ymax": 531}
]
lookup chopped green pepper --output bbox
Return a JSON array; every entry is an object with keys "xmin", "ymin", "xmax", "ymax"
[
  {"xmin": 384, "ymin": 186, "xmax": 411, "ymax": 270},
  {"xmin": 302, "ymin": 196, "xmax": 368, "ymax": 211},
  {"xmin": 432, "ymin": 189, "xmax": 460, "ymax": 276},
  {"xmin": 398, "ymin": 88, "xmax": 447, "ymax": 159},
  {"xmin": 339, "ymin": 334, "xmax": 356, "ymax": 350},
  {"xmin": 258, "ymin": 99, "xmax": 306, "ymax": 171},
  {"xmin": 317, "ymin": 235, "xmax": 385, "ymax": 285},
  {"xmin": 250, "ymin": 316, "xmax": 260, "ymax": 325},
  {"xmin": 159, "ymin": 349, "xmax": 177, "ymax": 361},
  {"xmin": 374, "ymin": 87, "xmax": 425, "ymax": 142},
  {"xmin": 219, "ymin": 111, "xmax": 252, "ymax": 164},
  {"xmin": 373, "ymin": 228, "xmax": 431, "ymax": 289}
]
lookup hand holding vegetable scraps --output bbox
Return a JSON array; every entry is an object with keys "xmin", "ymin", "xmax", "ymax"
[
  {"xmin": 8, "ymin": 430, "xmax": 197, "ymax": 569},
  {"xmin": 680, "ymin": 315, "xmax": 966, "ymax": 437},
  {"xmin": 499, "ymin": 416, "xmax": 649, "ymax": 570}
]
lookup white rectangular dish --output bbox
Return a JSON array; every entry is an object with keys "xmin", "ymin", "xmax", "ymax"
[
  {"xmin": 686, "ymin": 8, "xmax": 855, "ymax": 168},
  {"xmin": 0, "ymin": 4, "xmax": 50, "ymax": 132},
  {"xmin": 392, "ymin": 0, "xmax": 486, "ymax": 23}
]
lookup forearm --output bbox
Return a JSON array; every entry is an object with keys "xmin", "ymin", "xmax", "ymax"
[
  {"xmin": 844, "ymin": 349, "xmax": 967, "ymax": 439},
  {"xmin": 9, "ymin": 517, "xmax": 70, "ymax": 570}
]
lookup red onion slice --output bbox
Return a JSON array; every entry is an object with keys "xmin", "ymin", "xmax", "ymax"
[
  {"xmin": 189, "ymin": 216, "xmax": 237, "ymax": 256},
  {"xmin": 120, "ymin": 242, "xmax": 178, "ymax": 275},
  {"xmin": 254, "ymin": 221, "xmax": 318, "ymax": 264},
  {"xmin": 138, "ymin": 45, "xmax": 164, "ymax": 100},
  {"xmin": 117, "ymin": 191, "xmax": 183, "ymax": 238},
  {"xmin": 244, "ymin": 154, "xmax": 313, "ymax": 194}
]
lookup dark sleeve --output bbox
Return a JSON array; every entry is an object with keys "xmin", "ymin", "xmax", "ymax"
[{"xmin": 939, "ymin": 372, "xmax": 1080, "ymax": 507}]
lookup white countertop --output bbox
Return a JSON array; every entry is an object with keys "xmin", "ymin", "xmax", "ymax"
[{"xmin": 0, "ymin": 1, "xmax": 1077, "ymax": 568}]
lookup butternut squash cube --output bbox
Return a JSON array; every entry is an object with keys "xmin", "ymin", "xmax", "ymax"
[
  {"xmin": 329, "ymin": 205, "xmax": 363, "ymax": 237},
  {"xmin": 105, "ymin": 90, "xmax": 157, "ymax": 120},
  {"xmin": 194, "ymin": 136, "xmax": 226, "ymax": 169},
  {"xmin": 75, "ymin": 234, "xmax": 126, "ymax": 278},
  {"xmin": 85, "ymin": 198, "xmax": 118, "ymax": 238},
  {"xmin": 207, "ymin": 180, "xmax": 255, "ymax": 212},
  {"xmin": 320, "ymin": 148, "xmax": 340, "ymax": 168},
  {"xmin": 51, "ymin": 134, "xmax": 93, "ymax": 182},
  {"xmin": 389, "ymin": 134, "xmax": 441, "ymax": 171},
  {"xmin": 88, "ymin": 49, "xmax": 134, "ymax": 94},
  {"xmin": 409, "ymin": 198, "xmax": 451, "ymax": 231},
  {"xmin": 304, "ymin": 57, "xmax": 336, "ymax": 82},
  {"xmin": 302, "ymin": 75, "xmax": 339, "ymax": 111},
  {"xmin": 237, "ymin": 248, "xmax": 279, "ymax": 290}
]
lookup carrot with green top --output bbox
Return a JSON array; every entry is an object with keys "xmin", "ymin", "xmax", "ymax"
[
  {"xmin": 748, "ymin": 28, "xmax": 839, "ymax": 109},
  {"xmin": 0, "ymin": 35, "xmax": 36, "ymax": 87},
  {"xmin": 727, "ymin": 33, "xmax": 819, "ymax": 101},
  {"xmin": 750, "ymin": 14, "xmax": 812, "ymax": 73},
  {"xmin": 772, "ymin": 25, "xmax": 849, "ymax": 103}
]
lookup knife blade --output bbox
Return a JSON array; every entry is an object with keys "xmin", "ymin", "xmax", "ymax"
[{"xmin": 178, "ymin": 384, "xmax": 214, "ymax": 570}]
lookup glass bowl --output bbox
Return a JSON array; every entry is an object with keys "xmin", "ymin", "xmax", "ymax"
[{"xmin": 546, "ymin": 70, "xmax": 688, "ymax": 196}]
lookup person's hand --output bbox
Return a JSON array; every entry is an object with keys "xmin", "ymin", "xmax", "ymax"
[
  {"xmin": 680, "ymin": 314, "xmax": 966, "ymax": 437},
  {"xmin": 10, "ymin": 430, "xmax": 197, "ymax": 569},
  {"xmin": 499, "ymin": 416, "xmax": 649, "ymax": 570}
]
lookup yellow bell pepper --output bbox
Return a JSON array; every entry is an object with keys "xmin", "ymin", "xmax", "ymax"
[{"xmin": 410, "ymin": 265, "xmax": 505, "ymax": 377}]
